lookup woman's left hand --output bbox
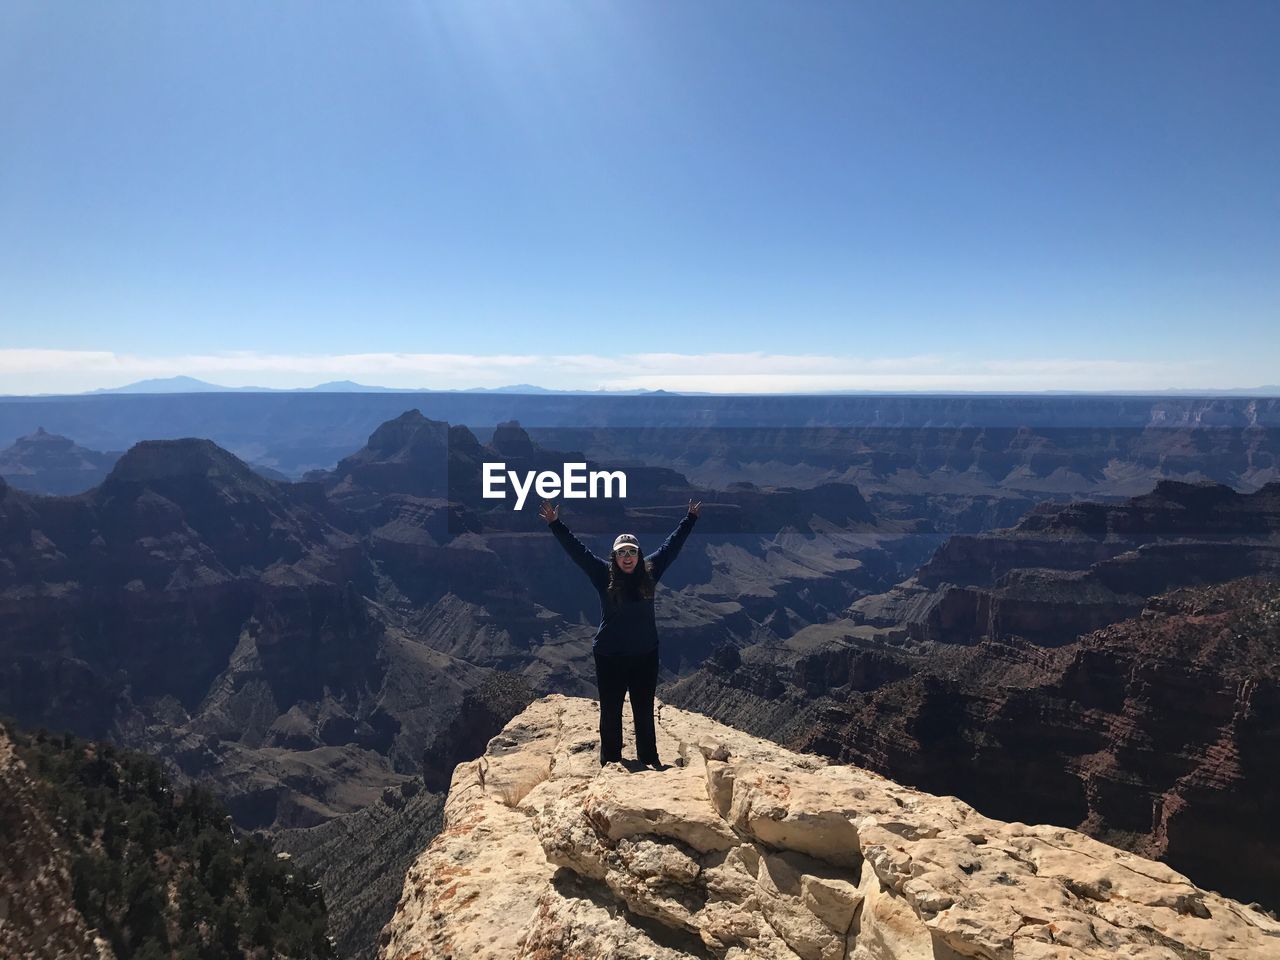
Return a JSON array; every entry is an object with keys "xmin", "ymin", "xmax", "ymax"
[{"xmin": 687, "ymin": 499, "xmax": 702, "ymax": 517}]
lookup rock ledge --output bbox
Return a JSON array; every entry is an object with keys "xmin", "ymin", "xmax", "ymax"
[{"xmin": 379, "ymin": 695, "xmax": 1278, "ymax": 959}]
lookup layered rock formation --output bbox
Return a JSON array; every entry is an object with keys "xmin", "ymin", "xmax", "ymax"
[
  {"xmin": 379, "ymin": 695, "xmax": 1278, "ymax": 960},
  {"xmin": 8, "ymin": 410, "xmax": 1280, "ymax": 956},
  {"xmin": 666, "ymin": 576, "xmax": 1280, "ymax": 911},
  {"xmin": 0, "ymin": 426, "xmax": 120, "ymax": 495},
  {"xmin": 0, "ymin": 414, "xmax": 907, "ymax": 953},
  {"xmin": 848, "ymin": 480, "xmax": 1280, "ymax": 647},
  {"xmin": 277, "ymin": 777, "xmax": 444, "ymax": 960},
  {"xmin": 6, "ymin": 392, "xmax": 1276, "ymax": 495},
  {"xmin": 0, "ymin": 437, "xmax": 534, "ymax": 832},
  {"xmin": 305, "ymin": 410, "xmax": 905, "ymax": 689}
]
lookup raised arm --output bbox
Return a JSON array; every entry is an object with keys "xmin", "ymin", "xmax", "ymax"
[
  {"xmin": 647, "ymin": 500, "xmax": 701, "ymax": 583},
  {"xmin": 542, "ymin": 500, "xmax": 609, "ymax": 593}
]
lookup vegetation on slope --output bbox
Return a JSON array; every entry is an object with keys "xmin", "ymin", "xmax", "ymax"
[{"xmin": 7, "ymin": 722, "xmax": 335, "ymax": 960}]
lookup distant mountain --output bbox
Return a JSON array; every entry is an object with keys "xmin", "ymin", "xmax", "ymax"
[
  {"xmin": 89, "ymin": 375, "xmax": 234, "ymax": 393},
  {"xmin": 83, "ymin": 377, "xmax": 674, "ymax": 396},
  {"xmin": 459, "ymin": 383, "xmax": 669, "ymax": 395},
  {"xmin": 42, "ymin": 376, "xmax": 1280, "ymax": 398},
  {"xmin": 306, "ymin": 380, "xmax": 400, "ymax": 392},
  {"xmin": 88, "ymin": 376, "xmax": 367, "ymax": 394},
  {"xmin": 461, "ymin": 383, "xmax": 555, "ymax": 393},
  {"xmin": 0, "ymin": 427, "xmax": 120, "ymax": 495}
]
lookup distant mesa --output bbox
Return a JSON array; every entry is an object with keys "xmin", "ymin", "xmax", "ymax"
[
  {"xmin": 0, "ymin": 426, "xmax": 120, "ymax": 495},
  {"xmin": 359, "ymin": 410, "xmax": 453, "ymax": 460},
  {"xmin": 106, "ymin": 437, "xmax": 269, "ymax": 486},
  {"xmin": 311, "ymin": 409, "xmax": 487, "ymax": 503},
  {"xmin": 491, "ymin": 419, "xmax": 537, "ymax": 457}
]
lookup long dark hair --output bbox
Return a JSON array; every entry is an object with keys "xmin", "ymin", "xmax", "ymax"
[{"xmin": 607, "ymin": 551, "xmax": 655, "ymax": 605}]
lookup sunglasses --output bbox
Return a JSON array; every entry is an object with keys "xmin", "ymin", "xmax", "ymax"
[{"xmin": 614, "ymin": 547, "xmax": 639, "ymax": 558}]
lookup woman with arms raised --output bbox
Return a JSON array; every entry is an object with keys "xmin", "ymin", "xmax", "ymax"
[{"xmin": 539, "ymin": 497, "xmax": 701, "ymax": 768}]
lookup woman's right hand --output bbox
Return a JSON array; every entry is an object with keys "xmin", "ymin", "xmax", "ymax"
[{"xmin": 539, "ymin": 500, "xmax": 559, "ymax": 524}]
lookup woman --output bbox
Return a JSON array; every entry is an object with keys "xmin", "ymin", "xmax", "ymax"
[{"xmin": 540, "ymin": 497, "xmax": 701, "ymax": 768}]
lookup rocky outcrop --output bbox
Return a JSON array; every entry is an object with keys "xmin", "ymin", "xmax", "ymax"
[
  {"xmin": 378, "ymin": 696, "xmax": 1278, "ymax": 960},
  {"xmin": 0, "ymin": 427, "xmax": 120, "ymax": 495},
  {"xmin": 0, "ymin": 724, "xmax": 115, "ymax": 960},
  {"xmin": 312, "ymin": 410, "xmax": 458, "ymax": 503},
  {"xmin": 848, "ymin": 481, "xmax": 1280, "ymax": 647},
  {"xmin": 915, "ymin": 480, "xmax": 1280, "ymax": 591},
  {"xmin": 666, "ymin": 576, "xmax": 1280, "ymax": 912}
]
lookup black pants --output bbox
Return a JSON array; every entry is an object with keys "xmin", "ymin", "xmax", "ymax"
[{"xmin": 593, "ymin": 649, "xmax": 660, "ymax": 765}]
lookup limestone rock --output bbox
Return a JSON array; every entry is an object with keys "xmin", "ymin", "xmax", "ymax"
[{"xmin": 379, "ymin": 695, "xmax": 1278, "ymax": 959}]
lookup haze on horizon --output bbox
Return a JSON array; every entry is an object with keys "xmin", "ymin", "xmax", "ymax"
[{"xmin": 2, "ymin": 2, "xmax": 1277, "ymax": 395}]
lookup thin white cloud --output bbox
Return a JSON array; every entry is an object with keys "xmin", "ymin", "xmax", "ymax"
[{"xmin": 0, "ymin": 348, "xmax": 1232, "ymax": 395}]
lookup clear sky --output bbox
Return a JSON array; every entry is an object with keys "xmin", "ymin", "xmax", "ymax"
[{"xmin": 1, "ymin": 1, "xmax": 1277, "ymax": 393}]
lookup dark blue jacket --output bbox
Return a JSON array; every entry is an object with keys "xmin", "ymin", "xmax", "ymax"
[{"xmin": 549, "ymin": 512, "xmax": 698, "ymax": 655}]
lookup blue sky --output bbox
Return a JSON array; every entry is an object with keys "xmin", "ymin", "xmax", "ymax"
[{"xmin": 1, "ymin": 2, "xmax": 1277, "ymax": 393}]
